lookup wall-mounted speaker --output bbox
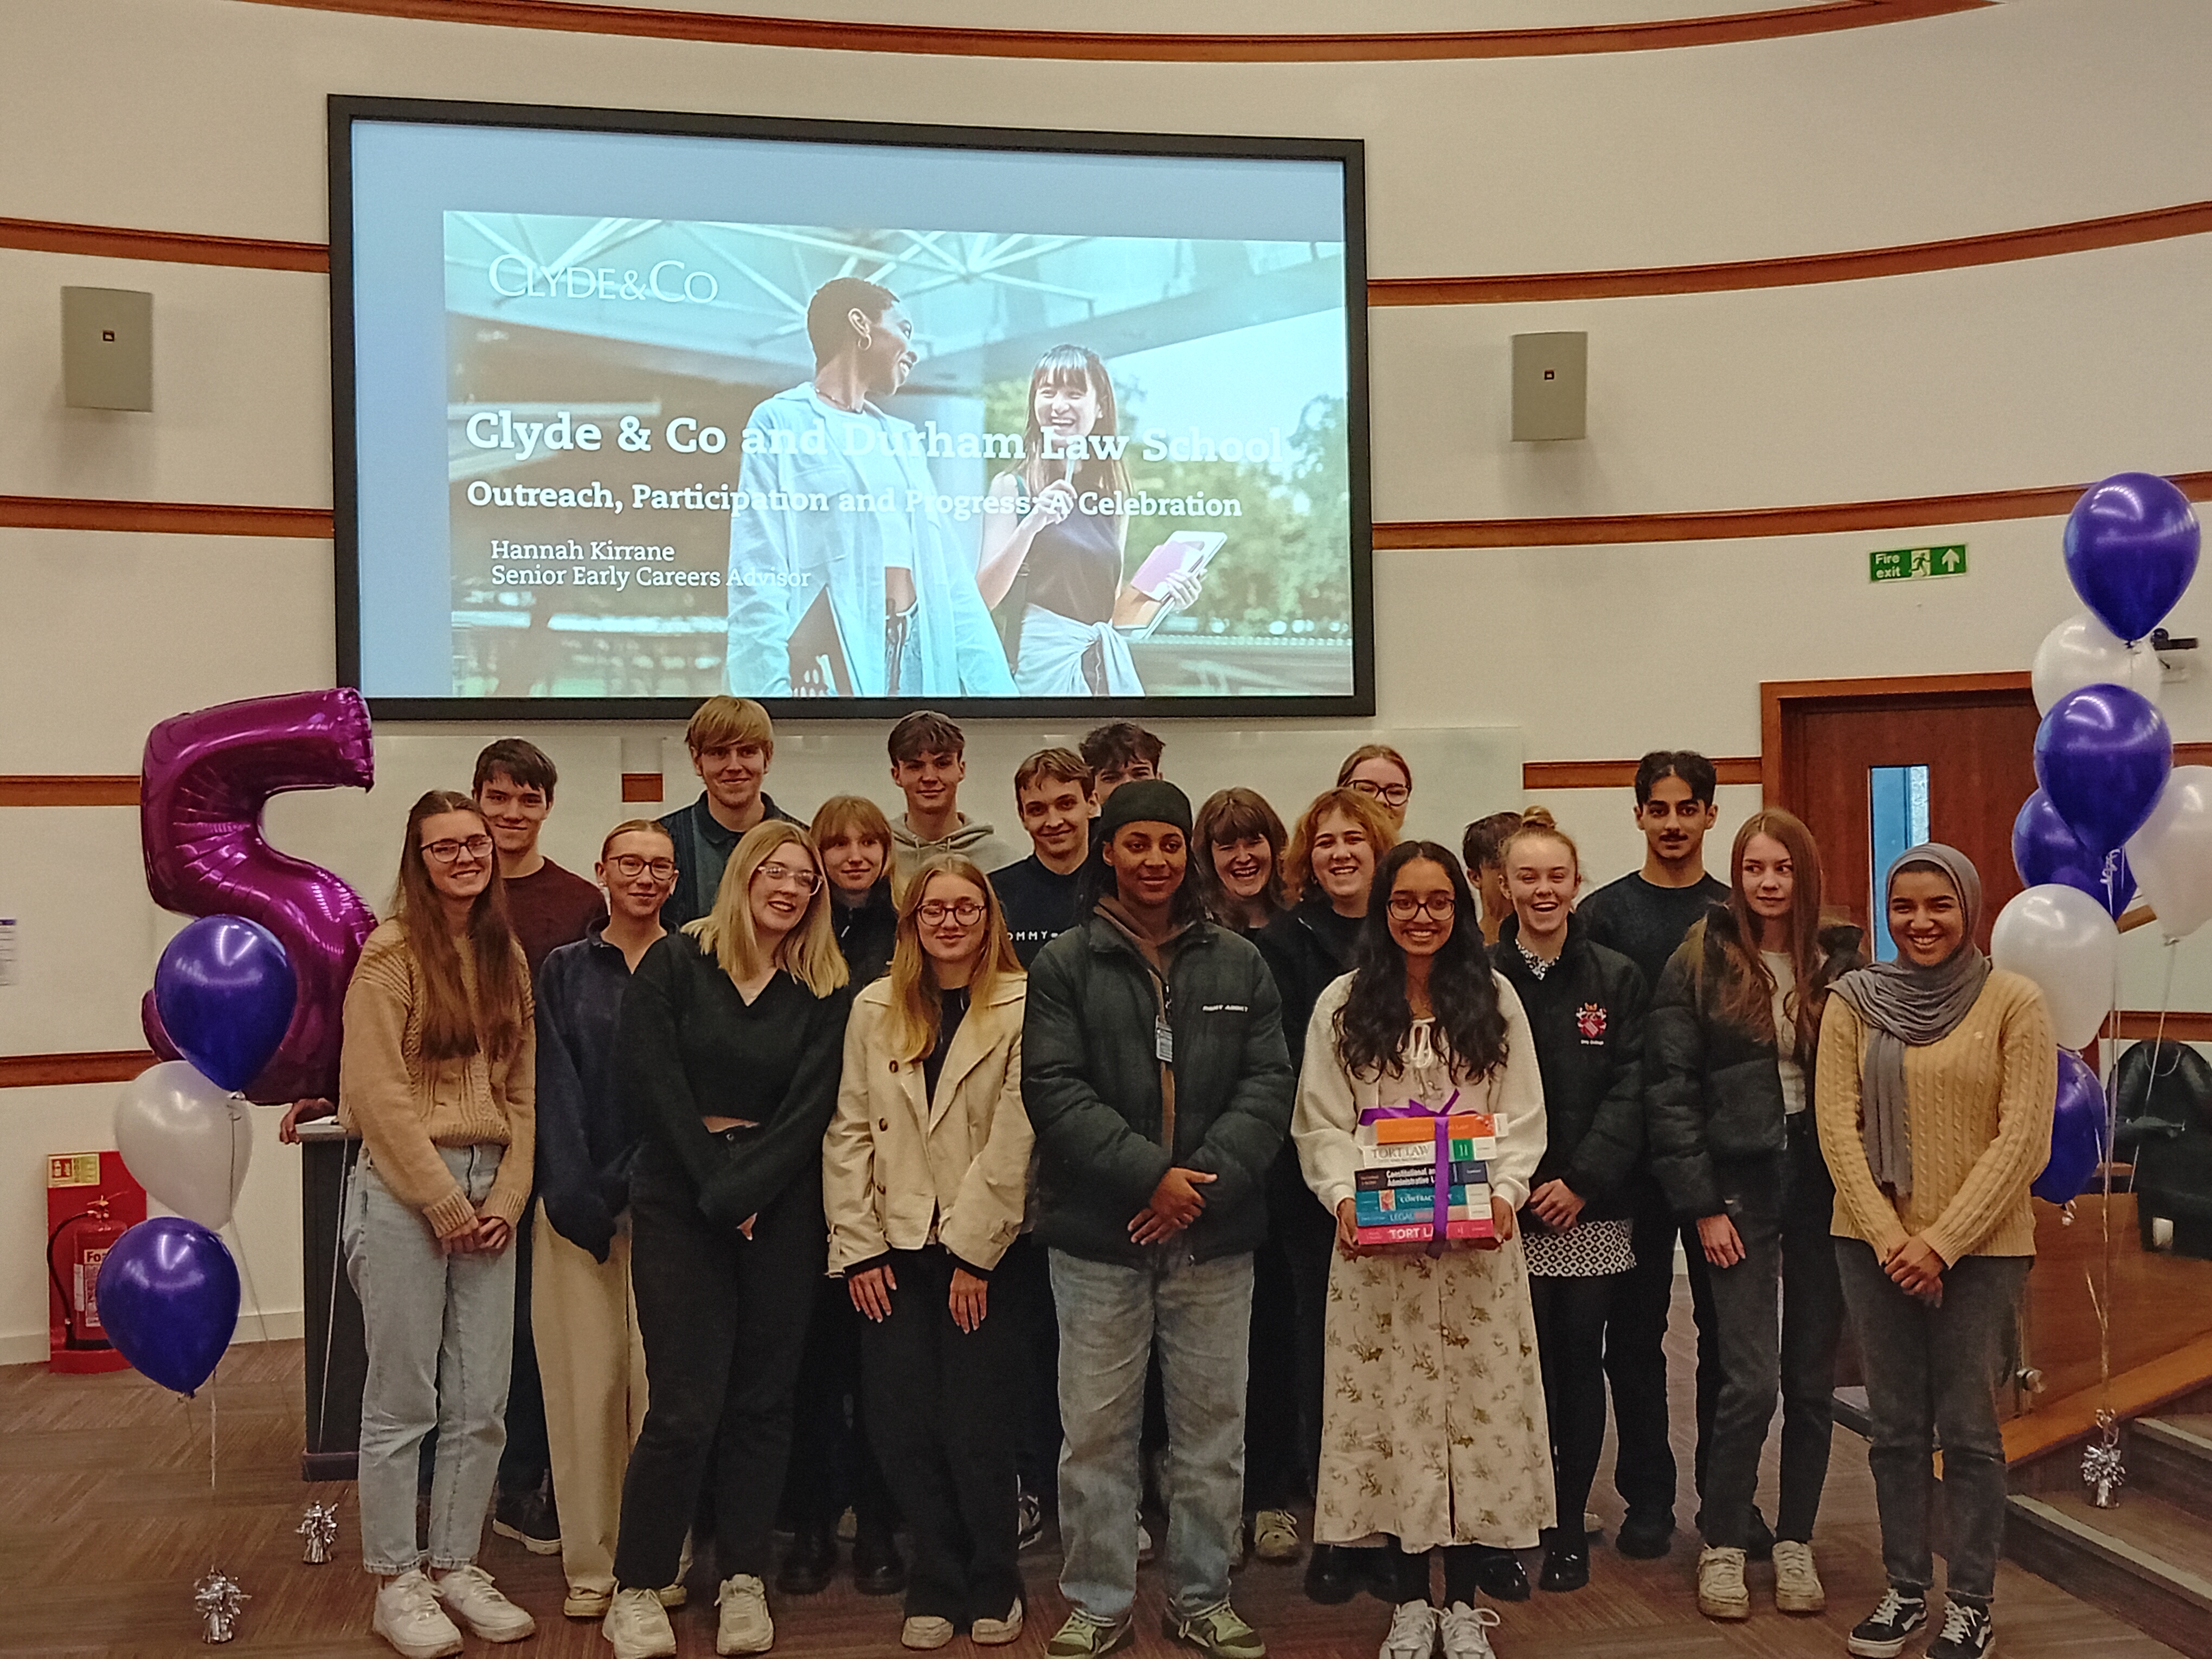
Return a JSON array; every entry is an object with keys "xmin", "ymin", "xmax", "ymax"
[
  {"xmin": 62, "ymin": 287, "xmax": 153, "ymax": 411},
  {"xmin": 1512, "ymin": 331, "xmax": 1586, "ymax": 442}
]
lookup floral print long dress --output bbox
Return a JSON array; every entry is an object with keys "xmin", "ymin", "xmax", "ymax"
[{"xmin": 1290, "ymin": 971, "xmax": 1554, "ymax": 1553}]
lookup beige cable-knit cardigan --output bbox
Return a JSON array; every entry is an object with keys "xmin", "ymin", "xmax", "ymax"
[
  {"xmin": 338, "ymin": 919, "xmax": 536, "ymax": 1238},
  {"xmin": 1813, "ymin": 968, "xmax": 2055, "ymax": 1265}
]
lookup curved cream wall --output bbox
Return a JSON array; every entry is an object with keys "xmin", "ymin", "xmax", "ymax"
[{"xmin": 0, "ymin": 0, "xmax": 2208, "ymax": 1353}]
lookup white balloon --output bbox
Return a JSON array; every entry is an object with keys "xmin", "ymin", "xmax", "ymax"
[
  {"xmin": 113, "ymin": 1060, "xmax": 252, "ymax": 1229},
  {"xmin": 1990, "ymin": 884, "xmax": 2119, "ymax": 1051},
  {"xmin": 2032, "ymin": 612, "xmax": 2163, "ymax": 713},
  {"xmin": 2127, "ymin": 766, "xmax": 2212, "ymax": 941}
]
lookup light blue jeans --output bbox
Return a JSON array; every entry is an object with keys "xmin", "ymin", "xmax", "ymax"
[
  {"xmin": 345, "ymin": 1144, "xmax": 516, "ymax": 1574},
  {"xmin": 1050, "ymin": 1247, "xmax": 1253, "ymax": 1625}
]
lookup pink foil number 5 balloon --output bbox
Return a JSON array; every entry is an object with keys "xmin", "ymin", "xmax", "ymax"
[{"xmin": 140, "ymin": 689, "xmax": 377, "ymax": 1104}]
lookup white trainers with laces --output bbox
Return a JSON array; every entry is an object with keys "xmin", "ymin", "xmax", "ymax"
[
  {"xmin": 601, "ymin": 1586, "xmax": 678, "ymax": 1659},
  {"xmin": 371, "ymin": 1569, "xmax": 464, "ymax": 1659},
  {"xmin": 1379, "ymin": 1598, "xmax": 1439, "ymax": 1659},
  {"xmin": 716, "ymin": 1572, "xmax": 775, "ymax": 1655},
  {"xmin": 1438, "ymin": 1602, "xmax": 1502, "ymax": 1659},
  {"xmin": 1772, "ymin": 1539, "xmax": 1825, "ymax": 1614},
  {"xmin": 429, "ymin": 1564, "xmax": 535, "ymax": 1643},
  {"xmin": 972, "ymin": 1597, "xmax": 1025, "ymax": 1646},
  {"xmin": 1696, "ymin": 1545, "xmax": 1751, "ymax": 1620}
]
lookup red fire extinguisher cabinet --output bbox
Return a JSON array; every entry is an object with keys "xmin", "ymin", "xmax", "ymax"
[{"xmin": 47, "ymin": 1151, "xmax": 147, "ymax": 1375}]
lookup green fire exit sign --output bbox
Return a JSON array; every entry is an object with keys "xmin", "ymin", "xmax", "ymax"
[{"xmin": 1870, "ymin": 544, "xmax": 1967, "ymax": 583}]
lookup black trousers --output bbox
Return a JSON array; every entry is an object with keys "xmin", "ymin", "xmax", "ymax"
[
  {"xmin": 1529, "ymin": 1269, "xmax": 1622, "ymax": 1536},
  {"xmin": 782, "ymin": 1275, "xmax": 897, "ymax": 1537},
  {"xmin": 614, "ymin": 1141, "xmax": 824, "ymax": 1587},
  {"xmin": 860, "ymin": 1246, "xmax": 1023, "ymax": 1624},
  {"xmin": 1392, "ymin": 1542, "xmax": 1489, "ymax": 1606},
  {"xmin": 493, "ymin": 1189, "xmax": 552, "ymax": 1500},
  {"xmin": 1276, "ymin": 1171, "xmax": 1340, "ymax": 1496},
  {"xmin": 1242, "ymin": 1223, "xmax": 1307, "ymax": 1514},
  {"xmin": 1604, "ymin": 1182, "xmax": 1719, "ymax": 1523},
  {"xmin": 995, "ymin": 1234, "xmax": 1064, "ymax": 1499}
]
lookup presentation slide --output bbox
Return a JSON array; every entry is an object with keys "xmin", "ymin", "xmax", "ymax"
[{"xmin": 339, "ymin": 107, "xmax": 1367, "ymax": 713}]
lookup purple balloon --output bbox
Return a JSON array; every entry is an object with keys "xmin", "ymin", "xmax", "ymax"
[
  {"xmin": 2064, "ymin": 472, "xmax": 2201, "ymax": 643},
  {"xmin": 140, "ymin": 690, "xmax": 376, "ymax": 1104},
  {"xmin": 95, "ymin": 1217, "xmax": 241, "ymax": 1396},
  {"xmin": 153, "ymin": 916, "xmax": 298, "ymax": 1094},
  {"xmin": 2033, "ymin": 684, "xmax": 2171, "ymax": 858},
  {"xmin": 2012, "ymin": 791, "xmax": 2136, "ymax": 918},
  {"xmin": 2033, "ymin": 1049, "xmax": 2107, "ymax": 1205}
]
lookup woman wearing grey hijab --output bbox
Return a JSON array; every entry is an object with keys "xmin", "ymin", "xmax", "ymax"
[{"xmin": 1815, "ymin": 845, "xmax": 2056, "ymax": 1659}]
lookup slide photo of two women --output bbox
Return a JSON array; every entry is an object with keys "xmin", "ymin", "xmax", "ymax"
[{"xmin": 443, "ymin": 212, "xmax": 1356, "ymax": 703}]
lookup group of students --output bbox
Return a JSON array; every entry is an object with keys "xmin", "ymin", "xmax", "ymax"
[{"xmin": 331, "ymin": 706, "xmax": 2058, "ymax": 1659}]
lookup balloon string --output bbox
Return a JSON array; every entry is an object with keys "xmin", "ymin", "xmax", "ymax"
[{"xmin": 209, "ymin": 1371, "xmax": 218, "ymax": 1497}]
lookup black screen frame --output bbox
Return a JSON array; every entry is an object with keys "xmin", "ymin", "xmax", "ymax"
[{"xmin": 329, "ymin": 93, "xmax": 1373, "ymax": 723}]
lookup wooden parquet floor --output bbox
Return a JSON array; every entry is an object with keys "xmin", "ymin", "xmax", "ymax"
[{"xmin": 2, "ymin": 1299, "xmax": 2182, "ymax": 1659}]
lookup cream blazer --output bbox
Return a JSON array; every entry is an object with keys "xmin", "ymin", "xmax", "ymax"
[{"xmin": 823, "ymin": 974, "xmax": 1034, "ymax": 1275}]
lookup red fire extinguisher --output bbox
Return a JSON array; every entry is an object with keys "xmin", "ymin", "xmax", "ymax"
[{"xmin": 48, "ymin": 1195, "xmax": 128, "ymax": 1351}]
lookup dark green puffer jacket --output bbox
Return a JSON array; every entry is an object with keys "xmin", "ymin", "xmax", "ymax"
[
  {"xmin": 1645, "ymin": 904, "xmax": 1863, "ymax": 1221},
  {"xmin": 1022, "ymin": 912, "xmax": 1293, "ymax": 1266}
]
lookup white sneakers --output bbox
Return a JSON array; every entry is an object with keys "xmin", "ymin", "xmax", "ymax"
[
  {"xmin": 901, "ymin": 1614, "xmax": 956, "ymax": 1649},
  {"xmin": 972, "ymin": 1598, "xmax": 1025, "ymax": 1646},
  {"xmin": 1772, "ymin": 1540, "xmax": 1826, "ymax": 1614},
  {"xmin": 1380, "ymin": 1598, "xmax": 1439, "ymax": 1659},
  {"xmin": 1438, "ymin": 1603, "xmax": 1501, "ymax": 1659},
  {"xmin": 602, "ymin": 1586, "xmax": 678, "ymax": 1659},
  {"xmin": 1696, "ymin": 1546, "xmax": 1751, "ymax": 1621},
  {"xmin": 715, "ymin": 1572, "xmax": 775, "ymax": 1655},
  {"xmin": 1251, "ymin": 1509, "xmax": 1302, "ymax": 1564},
  {"xmin": 428, "ymin": 1565, "xmax": 535, "ymax": 1643},
  {"xmin": 372, "ymin": 1571, "xmax": 463, "ymax": 1659}
]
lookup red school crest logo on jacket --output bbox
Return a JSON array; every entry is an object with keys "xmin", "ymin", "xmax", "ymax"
[{"xmin": 1576, "ymin": 1002, "xmax": 1607, "ymax": 1041}]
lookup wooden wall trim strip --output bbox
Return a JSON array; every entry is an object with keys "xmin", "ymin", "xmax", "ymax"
[
  {"xmin": 1378, "ymin": 473, "xmax": 2212, "ymax": 549},
  {"xmin": 0, "ymin": 216, "xmax": 329, "ymax": 273},
  {"xmin": 9, "ymin": 477, "xmax": 2209, "ymax": 549},
  {"xmin": 1523, "ymin": 757, "xmax": 1760, "ymax": 790},
  {"xmin": 0, "ymin": 1051, "xmax": 156, "ymax": 1089},
  {"xmin": 10, "ymin": 197, "xmax": 2209, "ymax": 300},
  {"xmin": 238, "ymin": 0, "xmax": 1991, "ymax": 63},
  {"xmin": 1373, "ymin": 201, "xmax": 2212, "ymax": 305},
  {"xmin": 0, "ymin": 496, "xmax": 335, "ymax": 539},
  {"xmin": 0, "ymin": 776, "xmax": 140, "ymax": 808},
  {"xmin": 2111, "ymin": 1011, "xmax": 2212, "ymax": 1043}
]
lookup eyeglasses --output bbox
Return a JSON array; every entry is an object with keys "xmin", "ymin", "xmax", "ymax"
[
  {"xmin": 1386, "ymin": 892, "xmax": 1457, "ymax": 920},
  {"xmin": 607, "ymin": 855, "xmax": 677, "ymax": 882},
  {"xmin": 1349, "ymin": 779, "xmax": 1411, "ymax": 808},
  {"xmin": 421, "ymin": 834, "xmax": 493, "ymax": 865},
  {"xmin": 753, "ymin": 860, "xmax": 820, "ymax": 892},
  {"xmin": 917, "ymin": 899, "xmax": 985, "ymax": 925}
]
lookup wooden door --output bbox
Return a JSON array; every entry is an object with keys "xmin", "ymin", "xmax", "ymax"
[{"xmin": 1765, "ymin": 673, "xmax": 2040, "ymax": 951}]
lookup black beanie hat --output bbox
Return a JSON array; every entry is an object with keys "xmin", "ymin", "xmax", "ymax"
[{"xmin": 1096, "ymin": 778, "xmax": 1194, "ymax": 843}]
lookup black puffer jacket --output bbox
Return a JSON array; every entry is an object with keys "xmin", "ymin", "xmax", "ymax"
[
  {"xmin": 1023, "ymin": 912, "xmax": 1293, "ymax": 1266},
  {"xmin": 1491, "ymin": 914, "xmax": 1649, "ymax": 1224},
  {"xmin": 1645, "ymin": 904, "xmax": 1864, "ymax": 1221}
]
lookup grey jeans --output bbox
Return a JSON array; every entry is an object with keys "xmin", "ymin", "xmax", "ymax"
[
  {"xmin": 345, "ymin": 1144, "xmax": 516, "ymax": 1574},
  {"xmin": 1050, "ymin": 1247, "xmax": 1253, "ymax": 1625},
  {"xmin": 1836, "ymin": 1239, "xmax": 2029, "ymax": 1607},
  {"xmin": 1700, "ymin": 1118, "xmax": 1846, "ymax": 1549}
]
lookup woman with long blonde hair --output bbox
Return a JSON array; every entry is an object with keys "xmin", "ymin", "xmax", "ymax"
[
  {"xmin": 602, "ymin": 820, "xmax": 853, "ymax": 1659},
  {"xmin": 341, "ymin": 790, "xmax": 538, "ymax": 1656},
  {"xmin": 824, "ymin": 856, "xmax": 1033, "ymax": 1650},
  {"xmin": 1645, "ymin": 809, "xmax": 1863, "ymax": 1628}
]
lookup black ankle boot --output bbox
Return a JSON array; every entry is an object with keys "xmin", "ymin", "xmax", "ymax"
[
  {"xmin": 851, "ymin": 1527, "xmax": 907, "ymax": 1596},
  {"xmin": 1539, "ymin": 1528, "xmax": 1590, "ymax": 1592},
  {"xmin": 776, "ymin": 1523, "xmax": 837, "ymax": 1596}
]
